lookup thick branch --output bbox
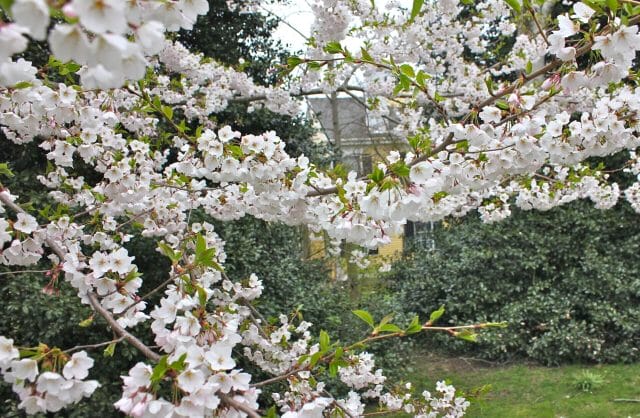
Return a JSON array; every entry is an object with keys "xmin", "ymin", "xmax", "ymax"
[{"xmin": 86, "ymin": 292, "xmax": 161, "ymax": 362}]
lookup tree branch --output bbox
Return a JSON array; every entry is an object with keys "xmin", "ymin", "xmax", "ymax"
[
  {"xmin": 63, "ymin": 336, "xmax": 125, "ymax": 354},
  {"xmin": 0, "ymin": 190, "xmax": 262, "ymax": 417},
  {"xmin": 219, "ymin": 393, "xmax": 261, "ymax": 418}
]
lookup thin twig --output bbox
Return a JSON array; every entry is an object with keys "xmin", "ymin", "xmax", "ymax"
[
  {"xmin": 0, "ymin": 269, "xmax": 50, "ymax": 276},
  {"xmin": 528, "ymin": 6, "xmax": 550, "ymax": 46},
  {"xmin": 63, "ymin": 336, "xmax": 125, "ymax": 354},
  {"xmin": 116, "ymin": 272, "xmax": 181, "ymax": 317}
]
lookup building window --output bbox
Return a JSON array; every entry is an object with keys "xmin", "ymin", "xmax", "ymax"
[
  {"xmin": 404, "ymin": 221, "xmax": 437, "ymax": 251},
  {"xmin": 344, "ymin": 154, "xmax": 373, "ymax": 176}
]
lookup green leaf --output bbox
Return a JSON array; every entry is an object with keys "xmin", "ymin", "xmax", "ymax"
[
  {"xmin": 0, "ymin": 0, "xmax": 14, "ymax": 15},
  {"xmin": 195, "ymin": 234, "xmax": 206, "ymax": 256},
  {"xmin": 169, "ymin": 353, "xmax": 187, "ymax": 372},
  {"xmin": 309, "ymin": 351, "xmax": 323, "ymax": 367},
  {"xmin": 408, "ymin": 134, "xmax": 420, "ymax": 150},
  {"xmin": 398, "ymin": 74, "xmax": 412, "ymax": 91},
  {"xmin": 352, "ymin": 310, "xmax": 375, "ymax": 327},
  {"xmin": 319, "ymin": 330, "xmax": 330, "ymax": 352},
  {"xmin": 378, "ymin": 313, "xmax": 394, "ymax": 328},
  {"xmin": 416, "ymin": 70, "xmax": 431, "ymax": 87},
  {"xmin": 456, "ymin": 329, "xmax": 478, "ymax": 343},
  {"xmin": 329, "ymin": 360, "xmax": 339, "ymax": 377},
  {"xmin": 525, "ymin": 61, "xmax": 533, "ymax": 74},
  {"xmin": 78, "ymin": 316, "xmax": 94, "ymax": 327},
  {"xmin": 429, "ymin": 305, "xmax": 445, "ymax": 324},
  {"xmin": 0, "ymin": 163, "xmax": 14, "ymax": 178},
  {"xmin": 194, "ymin": 234, "xmax": 222, "ymax": 270},
  {"xmin": 324, "ymin": 41, "xmax": 343, "ymax": 54},
  {"xmin": 287, "ymin": 56, "xmax": 303, "ymax": 69},
  {"xmin": 390, "ymin": 162, "xmax": 411, "ymax": 178},
  {"xmin": 103, "ymin": 342, "xmax": 116, "ymax": 357},
  {"xmin": 399, "ymin": 64, "xmax": 415, "ymax": 78},
  {"xmin": 161, "ymin": 105, "xmax": 173, "ymax": 120},
  {"xmin": 18, "ymin": 349, "xmax": 38, "ymax": 357},
  {"xmin": 410, "ymin": 0, "xmax": 425, "ymax": 20},
  {"xmin": 158, "ymin": 242, "xmax": 181, "ymax": 264},
  {"xmin": 580, "ymin": 0, "xmax": 603, "ymax": 13},
  {"xmin": 264, "ymin": 406, "xmax": 277, "ymax": 418},
  {"xmin": 406, "ymin": 315, "xmax": 422, "ymax": 334},
  {"xmin": 503, "ymin": 0, "xmax": 521, "ymax": 13},
  {"xmin": 486, "ymin": 321, "xmax": 509, "ymax": 328},
  {"xmin": 150, "ymin": 356, "xmax": 169, "ymax": 384},
  {"xmin": 307, "ymin": 61, "xmax": 322, "ymax": 71},
  {"xmin": 495, "ymin": 100, "xmax": 510, "ymax": 110},
  {"xmin": 379, "ymin": 323, "xmax": 404, "ymax": 333},
  {"xmin": 197, "ymin": 285, "xmax": 208, "ymax": 307},
  {"xmin": 58, "ymin": 61, "xmax": 81, "ymax": 75},
  {"xmin": 13, "ymin": 81, "xmax": 32, "ymax": 89},
  {"xmin": 606, "ymin": 0, "xmax": 618, "ymax": 12},
  {"xmin": 367, "ymin": 167, "xmax": 385, "ymax": 183},
  {"xmin": 360, "ymin": 47, "xmax": 373, "ymax": 62}
]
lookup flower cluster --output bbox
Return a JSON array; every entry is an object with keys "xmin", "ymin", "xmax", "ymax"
[
  {"xmin": 0, "ymin": 338, "xmax": 98, "ymax": 414},
  {"xmin": 1, "ymin": 0, "xmax": 640, "ymax": 416}
]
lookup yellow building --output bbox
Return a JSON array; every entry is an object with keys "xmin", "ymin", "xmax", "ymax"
[{"xmin": 306, "ymin": 96, "xmax": 409, "ymax": 267}]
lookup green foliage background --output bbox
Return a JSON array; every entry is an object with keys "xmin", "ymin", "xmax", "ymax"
[{"xmin": 390, "ymin": 201, "xmax": 640, "ymax": 365}]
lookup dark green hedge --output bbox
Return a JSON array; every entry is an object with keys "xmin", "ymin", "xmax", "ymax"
[{"xmin": 390, "ymin": 201, "xmax": 640, "ymax": 365}]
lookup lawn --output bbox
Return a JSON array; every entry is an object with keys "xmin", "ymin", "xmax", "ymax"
[{"xmin": 399, "ymin": 355, "xmax": 640, "ymax": 418}]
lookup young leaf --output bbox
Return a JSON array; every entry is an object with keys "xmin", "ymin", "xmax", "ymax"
[
  {"xmin": 406, "ymin": 315, "xmax": 422, "ymax": 334},
  {"xmin": 503, "ymin": 0, "xmax": 521, "ymax": 13},
  {"xmin": 429, "ymin": 305, "xmax": 445, "ymax": 324},
  {"xmin": 287, "ymin": 56, "xmax": 303, "ymax": 69},
  {"xmin": 150, "ymin": 356, "xmax": 169, "ymax": 384},
  {"xmin": 13, "ymin": 81, "xmax": 32, "ymax": 89},
  {"xmin": 324, "ymin": 41, "xmax": 343, "ymax": 54},
  {"xmin": 456, "ymin": 329, "xmax": 478, "ymax": 342},
  {"xmin": 319, "ymin": 330, "xmax": 330, "ymax": 352},
  {"xmin": 379, "ymin": 323, "xmax": 404, "ymax": 333},
  {"xmin": 309, "ymin": 351, "xmax": 323, "ymax": 367},
  {"xmin": 169, "ymin": 353, "xmax": 188, "ymax": 371},
  {"xmin": 525, "ymin": 60, "xmax": 533, "ymax": 74},
  {"xmin": 334, "ymin": 346, "xmax": 344, "ymax": 360},
  {"xmin": 329, "ymin": 360, "xmax": 339, "ymax": 377},
  {"xmin": 360, "ymin": 47, "xmax": 373, "ymax": 62},
  {"xmin": 416, "ymin": 70, "xmax": 431, "ymax": 87},
  {"xmin": 378, "ymin": 313, "xmax": 394, "ymax": 328},
  {"xmin": 495, "ymin": 100, "xmax": 510, "ymax": 110},
  {"xmin": 368, "ymin": 167, "xmax": 385, "ymax": 183},
  {"xmin": 197, "ymin": 286, "xmax": 208, "ymax": 307},
  {"xmin": 264, "ymin": 406, "xmax": 277, "ymax": 418},
  {"xmin": 78, "ymin": 316, "xmax": 94, "ymax": 327},
  {"xmin": 0, "ymin": 163, "xmax": 14, "ymax": 177},
  {"xmin": 352, "ymin": 310, "xmax": 375, "ymax": 327},
  {"xmin": 411, "ymin": 0, "xmax": 425, "ymax": 20},
  {"xmin": 103, "ymin": 342, "xmax": 116, "ymax": 357},
  {"xmin": 399, "ymin": 64, "xmax": 415, "ymax": 78}
]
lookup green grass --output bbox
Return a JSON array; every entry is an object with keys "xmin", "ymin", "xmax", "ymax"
[{"xmin": 399, "ymin": 355, "xmax": 640, "ymax": 418}]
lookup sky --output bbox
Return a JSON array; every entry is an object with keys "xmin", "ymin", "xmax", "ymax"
[{"xmin": 263, "ymin": 1, "xmax": 315, "ymax": 53}]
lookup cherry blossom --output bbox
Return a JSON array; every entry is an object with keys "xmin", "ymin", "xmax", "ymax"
[{"xmin": 0, "ymin": 0, "xmax": 640, "ymax": 416}]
